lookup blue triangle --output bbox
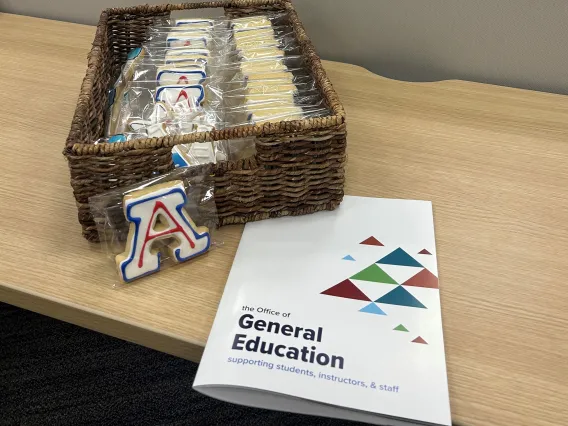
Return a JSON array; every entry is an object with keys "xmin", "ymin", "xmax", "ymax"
[
  {"xmin": 375, "ymin": 286, "xmax": 426, "ymax": 309},
  {"xmin": 377, "ymin": 248, "xmax": 422, "ymax": 267},
  {"xmin": 342, "ymin": 255, "xmax": 355, "ymax": 261},
  {"xmin": 359, "ymin": 302, "xmax": 387, "ymax": 315}
]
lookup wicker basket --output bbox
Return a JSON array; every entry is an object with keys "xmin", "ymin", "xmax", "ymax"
[{"xmin": 64, "ymin": 0, "xmax": 347, "ymax": 241}]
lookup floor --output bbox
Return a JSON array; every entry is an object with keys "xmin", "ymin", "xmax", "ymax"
[{"xmin": 0, "ymin": 302, "xmax": 356, "ymax": 425}]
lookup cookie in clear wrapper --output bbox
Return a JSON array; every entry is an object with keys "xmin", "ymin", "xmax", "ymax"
[{"xmin": 89, "ymin": 165, "xmax": 220, "ymax": 285}]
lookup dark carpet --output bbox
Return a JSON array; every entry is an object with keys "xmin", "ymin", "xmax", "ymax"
[{"xmin": 0, "ymin": 302, "xmax": 357, "ymax": 426}]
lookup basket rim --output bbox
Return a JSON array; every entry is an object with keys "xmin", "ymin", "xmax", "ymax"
[{"xmin": 65, "ymin": 0, "xmax": 346, "ymax": 157}]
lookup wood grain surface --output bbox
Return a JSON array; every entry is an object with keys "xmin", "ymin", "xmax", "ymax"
[{"xmin": 0, "ymin": 13, "xmax": 567, "ymax": 426}]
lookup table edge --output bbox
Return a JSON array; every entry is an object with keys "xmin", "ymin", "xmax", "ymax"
[{"xmin": 0, "ymin": 282, "xmax": 205, "ymax": 362}]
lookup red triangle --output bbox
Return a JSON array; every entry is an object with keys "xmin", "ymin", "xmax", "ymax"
[
  {"xmin": 402, "ymin": 268, "xmax": 438, "ymax": 289},
  {"xmin": 412, "ymin": 336, "xmax": 428, "ymax": 344},
  {"xmin": 418, "ymin": 249, "xmax": 432, "ymax": 255},
  {"xmin": 321, "ymin": 279, "xmax": 371, "ymax": 301},
  {"xmin": 360, "ymin": 236, "xmax": 384, "ymax": 246}
]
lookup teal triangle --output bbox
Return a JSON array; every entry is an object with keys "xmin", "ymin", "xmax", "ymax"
[
  {"xmin": 342, "ymin": 255, "xmax": 355, "ymax": 261},
  {"xmin": 359, "ymin": 302, "xmax": 387, "ymax": 315},
  {"xmin": 377, "ymin": 248, "xmax": 422, "ymax": 267},
  {"xmin": 375, "ymin": 286, "xmax": 426, "ymax": 309}
]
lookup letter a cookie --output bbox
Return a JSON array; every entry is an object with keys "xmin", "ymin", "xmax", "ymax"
[{"xmin": 116, "ymin": 180, "xmax": 210, "ymax": 282}]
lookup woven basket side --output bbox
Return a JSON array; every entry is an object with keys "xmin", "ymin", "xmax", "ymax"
[
  {"xmin": 64, "ymin": 1, "xmax": 347, "ymax": 241},
  {"xmin": 213, "ymin": 125, "xmax": 347, "ymax": 226},
  {"xmin": 65, "ymin": 12, "xmax": 114, "ymax": 147},
  {"xmin": 106, "ymin": 10, "xmax": 170, "ymax": 72}
]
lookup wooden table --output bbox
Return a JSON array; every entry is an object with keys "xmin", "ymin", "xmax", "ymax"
[{"xmin": 0, "ymin": 13, "xmax": 567, "ymax": 426}]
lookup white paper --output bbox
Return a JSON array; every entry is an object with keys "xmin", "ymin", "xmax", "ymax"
[{"xmin": 194, "ymin": 196, "xmax": 451, "ymax": 426}]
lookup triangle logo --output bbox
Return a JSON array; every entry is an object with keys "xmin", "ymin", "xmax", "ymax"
[
  {"xmin": 360, "ymin": 236, "xmax": 384, "ymax": 246},
  {"xmin": 359, "ymin": 302, "xmax": 387, "ymax": 315},
  {"xmin": 342, "ymin": 255, "xmax": 355, "ymax": 261},
  {"xmin": 418, "ymin": 249, "xmax": 432, "ymax": 255},
  {"xmin": 402, "ymin": 268, "xmax": 438, "ymax": 289},
  {"xmin": 321, "ymin": 279, "xmax": 371, "ymax": 301},
  {"xmin": 377, "ymin": 248, "xmax": 422, "ymax": 268},
  {"xmin": 393, "ymin": 324, "xmax": 409, "ymax": 332},
  {"xmin": 412, "ymin": 336, "xmax": 428, "ymax": 344},
  {"xmin": 375, "ymin": 286, "xmax": 426, "ymax": 308},
  {"xmin": 350, "ymin": 264, "xmax": 397, "ymax": 284}
]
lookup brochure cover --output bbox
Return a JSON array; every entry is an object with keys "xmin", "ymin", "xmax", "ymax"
[{"xmin": 194, "ymin": 196, "xmax": 451, "ymax": 426}]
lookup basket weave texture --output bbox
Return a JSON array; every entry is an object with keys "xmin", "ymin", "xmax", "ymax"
[{"xmin": 64, "ymin": 0, "xmax": 347, "ymax": 241}]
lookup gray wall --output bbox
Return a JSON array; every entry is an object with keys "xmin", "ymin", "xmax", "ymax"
[{"xmin": 2, "ymin": 0, "xmax": 567, "ymax": 94}]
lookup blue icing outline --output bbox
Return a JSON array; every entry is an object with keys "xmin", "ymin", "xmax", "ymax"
[
  {"xmin": 155, "ymin": 85, "xmax": 205, "ymax": 104},
  {"xmin": 119, "ymin": 186, "xmax": 211, "ymax": 282},
  {"xmin": 175, "ymin": 19, "xmax": 213, "ymax": 27},
  {"xmin": 156, "ymin": 69, "xmax": 206, "ymax": 84}
]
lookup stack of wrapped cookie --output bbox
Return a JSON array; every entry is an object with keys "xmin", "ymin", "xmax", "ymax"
[
  {"xmin": 103, "ymin": 11, "xmax": 330, "ymax": 167},
  {"xmin": 105, "ymin": 16, "xmax": 232, "ymax": 166},
  {"xmin": 222, "ymin": 13, "xmax": 328, "ymax": 126}
]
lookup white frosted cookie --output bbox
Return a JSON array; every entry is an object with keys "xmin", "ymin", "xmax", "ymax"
[
  {"xmin": 240, "ymin": 59, "xmax": 285, "ymax": 71},
  {"xmin": 174, "ymin": 19, "xmax": 214, "ymax": 31},
  {"xmin": 232, "ymin": 18, "xmax": 271, "ymax": 32},
  {"xmin": 245, "ymin": 82, "xmax": 298, "ymax": 94},
  {"xmin": 159, "ymin": 61, "xmax": 206, "ymax": 73},
  {"xmin": 165, "ymin": 54, "xmax": 209, "ymax": 65},
  {"xmin": 239, "ymin": 47, "xmax": 285, "ymax": 60},
  {"xmin": 116, "ymin": 180, "xmax": 211, "ymax": 282},
  {"xmin": 155, "ymin": 84, "xmax": 205, "ymax": 108},
  {"xmin": 175, "ymin": 18, "xmax": 214, "ymax": 28},
  {"xmin": 236, "ymin": 39, "xmax": 279, "ymax": 50},
  {"xmin": 156, "ymin": 67, "xmax": 206, "ymax": 85},
  {"xmin": 241, "ymin": 63, "xmax": 286, "ymax": 76},
  {"xmin": 235, "ymin": 35, "xmax": 277, "ymax": 49},
  {"xmin": 165, "ymin": 48, "xmax": 209, "ymax": 63},
  {"xmin": 167, "ymin": 61, "xmax": 207, "ymax": 71},
  {"xmin": 241, "ymin": 64, "xmax": 287, "ymax": 79},
  {"xmin": 232, "ymin": 15, "xmax": 271, "ymax": 27},
  {"xmin": 166, "ymin": 32, "xmax": 209, "ymax": 48},
  {"xmin": 248, "ymin": 105, "xmax": 303, "ymax": 124},
  {"xmin": 244, "ymin": 92, "xmax": 295, "ymax": 105},
  {"xmin": 233, "ymin": 27, "xmax": 275, "ymax": 41},
  {"xmin": 166, "ymin": 47, "xmax": 209, "ymax": 57},
  {"xmin": 246, "ymin": 71, "xmax": 295, "ymax": 83},
  {"xmin": 165, "ymin": 58, "xmax": 209, "ymax": 67}
]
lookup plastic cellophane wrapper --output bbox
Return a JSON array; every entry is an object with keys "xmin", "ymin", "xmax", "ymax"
[
  {"xmin": 89, "ymin": 164, "xmax": 219, "ymax": 286},
  {"xmin": 220, "ymin": 14, "xmax": 331, "ymax": 126},
  {"xmin": 105, "ymin": 15, "xmax": 230, "ymax": 140},
  {"xmin": 103, "ymin": 11, "xmax": 332, "ymax": 164}
]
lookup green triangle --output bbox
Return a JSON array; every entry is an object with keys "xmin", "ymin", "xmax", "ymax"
[
  {"xmin": 350, "ymin": 264, "xmax": 398, "ymax": 284},
  {"xmin": 394, "ymin": 324, "xmax": 409, "ymax": 332}
]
